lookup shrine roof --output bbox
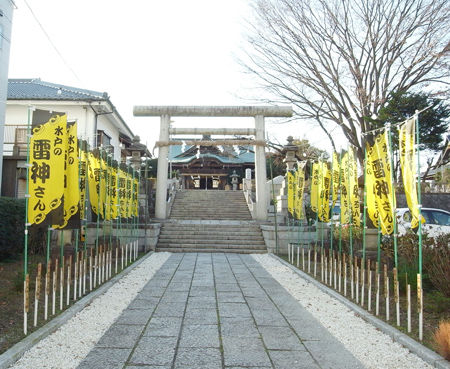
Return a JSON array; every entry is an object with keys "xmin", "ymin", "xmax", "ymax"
[{"xmin": 168, "ymin": 142, "xmax": 254, "ymax": 164}]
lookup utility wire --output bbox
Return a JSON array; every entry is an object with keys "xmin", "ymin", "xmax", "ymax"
[{"xmin": 22, "ymin": 0, "xmax": 81, "ymax": 82}]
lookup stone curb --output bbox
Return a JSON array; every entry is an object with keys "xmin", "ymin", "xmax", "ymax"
[
  {"xmin": 0, "ymin": 252, "xmax": 154, "ymax": 369},
  {"xmin": 270, "ymin": 253, "xmax": 450, "ymax": 369}
]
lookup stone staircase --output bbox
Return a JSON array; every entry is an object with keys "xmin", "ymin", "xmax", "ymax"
[
  {"xmin": 156, "ymin": 190, "xmax": 267, "ymax": 254},
  {"xmin": 169, "ymin": 190, "xmax": 252, "ymax": 220}
]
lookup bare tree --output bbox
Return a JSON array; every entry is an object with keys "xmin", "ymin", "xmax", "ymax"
[{"xmin": 243, "ymin": 0, "xmax": 450, "ymax": 163}]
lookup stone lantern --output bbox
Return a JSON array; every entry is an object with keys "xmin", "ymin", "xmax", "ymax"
[
  {"xmin": 230, "ymin": 170, "xmax": 240, "ymax": 191},
  {"xmin": 283, "ymin": 136, "xmax": 298, "ymax": 171},
  {"xmin": 277, "ymin": 136, "xmax": 299, "ymax": 220}
]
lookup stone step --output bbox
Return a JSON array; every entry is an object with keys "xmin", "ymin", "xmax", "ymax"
[
  {"xmin": 171, "ymin": 209, "xmax": 250, "ymax": 215},
  {"xmin": 170, "ymin": 209, "xmax": 250, "ymax": 213},
  {"xmin": 161, "ymin": 223, "xmax": 260, "ymax": 229},
  {"xmin": 161, "ymin": 190, "xmax": 266, "ymax": 254},
  {"xmin": 170, "ymin": 216, "xmax": 252, "ymax": 220},
  {"xmin": 159, "ymin": 230, "xmax": 263, "ymax": 237},
  {"xmin": 156, "ymin": 242, "xmax": 266, "ymax": 249},
  {"xmin": 170, "ymin": 214, "xmax": 251, "ymax": 219},
  {"xmin": 171, "ymin": 204, "xmax": 249, "ymax": 208},
  {"xmin": 158, "ymin": 238, "xmax": 266, "ymax": 246},
  {"xmin": 170, "ymin": 215, "xmax": 252, "ymax": 220},
  {"xmin": 159, "ymin": 228, "xmax": 264, "ymax": 235},
  {"xmin": 171, "ymin": 207, "xmax": 250, "ymax": 211},
  {"xmin": 156, "ymin": 247, "xmax": 267, "ymax": 254},
  {"xmin": 176, "ymin": 190, "xmax": 245, "ymax": 195}
]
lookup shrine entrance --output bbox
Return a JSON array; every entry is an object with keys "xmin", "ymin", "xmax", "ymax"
[{"xmin": 133, "ymin": 106, "xmax": 292, "ymax": 220}]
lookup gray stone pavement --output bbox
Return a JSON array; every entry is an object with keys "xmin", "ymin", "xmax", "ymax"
[{"xmin": 77, "ymin": 253, "xmax": 365, "ymax": 369}]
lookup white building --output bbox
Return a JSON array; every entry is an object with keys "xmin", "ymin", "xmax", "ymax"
[
  {"xmin": 0, "ymin": 1, "xmax": 15, "ymax": 194},
  {"xmin": 2, "ymin": 78, "xmax": 146, "ymax": 198}
]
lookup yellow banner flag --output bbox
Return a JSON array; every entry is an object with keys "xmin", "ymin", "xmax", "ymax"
[
  {"xmin": 88, "ymin": 151, "xmax": 102, "ymax": 217},
  {"xmin": 295, "ymin": 164, "xmax": 305, "ymax": 220},
  {"xmin": 126, "ymin": 169, "xmax": 133, "ymax": 218},
  {"xmin": 340, "ymin": 152, "xmax": 350, "ymax": 224},
  {"xmin": 103, "ymin": 157, "xmax": 112, "ymax": 221},
  {"xmin": 54, "ymin": 121, "xmax": 80, "ymax": 229},
  {"xmin": 366, "ymin": 132, "xmax": 395, "ymax": 235},
  {"xmin": 28, "ymin": 110, "xmax": 66, "ymax": 225},
  {"xmin": 348, "ymin": 148, "xmax": 360, "ymax": 227},
  {"xmin": 110, "ymin": 162, "xmax": 119, "ymax": 219},
  {"xmin": 399, "ymin": 118, "xmax": 424, "ymax": 229},
  {"xmin": 311, "ymin": 162, "xmax": 320, "ymax": 213},
  {"xmin": 319, "ymin": 161, "xmax": 331, "ymax": 222},
  {"xmin": 79, "ymin": 143, "xmax": 88, "ymax": 223},
  {"xmin": 287, "ymin": 171, "xmax": 295, "ymax": 216},
  {"xmin": 332, "ymin": 152, "xmax": 340, "ymax": 207},
  {"xmin": 365, "ymin": 142, "xmax": 379, "ymax": 228},
  {"xmin": 99, "ymin": 156, "xmax": 107, "ymax": 219},
  {"xmin": 119, "ymin": 166, "xmax": 127, "ymax": 218},
  {"xmin": 133, "ymin": 175, "xmax": 139, "ymax": 217}
]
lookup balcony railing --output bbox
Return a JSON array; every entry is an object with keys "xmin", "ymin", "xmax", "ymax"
[{"xmin": 3, "ymin": 124, "xmax": 28, "ymax": 156}]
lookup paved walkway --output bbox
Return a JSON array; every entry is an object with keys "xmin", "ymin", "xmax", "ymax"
[{"xmin": 77, "ymin": 253, "xmax": 365, "ymax": 369}]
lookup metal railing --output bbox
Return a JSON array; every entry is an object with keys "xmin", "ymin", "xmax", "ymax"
[{"xmin": 3, "ymin": 124, "xmax": 28, "ymax": 156}]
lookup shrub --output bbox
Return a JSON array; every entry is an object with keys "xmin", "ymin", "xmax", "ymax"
[
  {"xmin": 434, "ymin": 320, "xmax": 450, "ymax": 360},
  {"xmin": 0, "ymin": 197, "xmax": 49, "ymax": 261},
  {"xmin": 332, "ymin": 225, "xmax": 363, "ymax": 255},
  {"xmin": 0, "ymin": 197, "xmax": 25, "ymax": 261},
  {"xmin": 427, "ymin": 292, "xmax": 450, "ymax": 314},
  {"xmin": 424, "ymin": 233, "xmax": 450, "ymax": 297}
]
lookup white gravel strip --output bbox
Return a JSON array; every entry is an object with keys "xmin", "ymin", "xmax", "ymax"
[
  {"xmin": 10, "ymin": 252, "xmax": 171, "ymax": 369},
  {"xmin": 252, "ymin": 254, "xmax": 433, "ymax": 369}
]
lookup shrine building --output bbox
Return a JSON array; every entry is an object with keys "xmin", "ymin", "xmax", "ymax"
[{"xmin": 168, "ymin": 136, "xmax": 255, "ymax": 190}]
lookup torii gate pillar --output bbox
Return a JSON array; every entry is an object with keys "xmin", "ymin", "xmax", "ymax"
[
  {"xmin": 155, "ymin": 114, "xmax": 170, "ymax": 219},
  {"xmin": 254, "ymin": 115, "xmax": 267, "ymax": 221},
  {"xmin": 133, "ymin": 106, "xmax": 293, "ymax": 220}
]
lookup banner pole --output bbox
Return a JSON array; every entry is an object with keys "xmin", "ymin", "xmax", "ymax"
[
  {"xmin": 95, "ymin": 149, "xmax": 101, "ymax": 275},
  {"xmin": 118, "ymin": 165, "xmax": 123, "ymax": 269},
  {"xmin": 386, "ymin": 123, "xmax": 398, "ymax": 268},
  {"xmin": 83, "ymin": 142, "xmax": 90, "ymax": 293},
  {"xmin": 108, "ymin": 154, "xmax": 112, "ymax": 260},
  {"xmin": 23, "ymin": 105, "xmax": 33, "ymax": 335},
  {"xmin": 387, "ymin": 123, "xmax": 401, "ymax": 326},
  {"xmin": 320, "ymin": 159, "xmax": 325, "ymax": 282},
  {"xmin": 131, "ymin": 168, "xmax": 136, "ymax": 260},
  {"xmin": 362, "ymin": 148, "xmax": 368, "ymax": 307},
  {"xmin": 269, "ymin": 154, "xmax": 279, "ymax": 255},
  {"xmin": 415, "ymin": 111, "xmax": 423, "ymax": 341},
  {"xmin": 348, "ymin": 147, "xmax": 353, "ymax": 259},
  {"xmin": 362, "ymin": 149, "xmax": 367, "ymax": 262},
  {"xmin": 338, "ymin": 150, "xmax": 343, "ymax": 256},
  {"xmin": 102, "ymin": 150, "xmax": 107, "ymax": 252},
  {"xmin": 330, "ymin": 153, "xmax": 335, "ymax": 285}
]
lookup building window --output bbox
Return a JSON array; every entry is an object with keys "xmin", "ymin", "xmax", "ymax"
[{"xmin": 96, "ymin": 130, "xmax": 111, "ymax": 147}]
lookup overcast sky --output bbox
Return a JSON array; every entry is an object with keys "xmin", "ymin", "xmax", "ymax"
[{"xmin": 8, "ymin": 0, "xmax": 343, "ymax": 154}]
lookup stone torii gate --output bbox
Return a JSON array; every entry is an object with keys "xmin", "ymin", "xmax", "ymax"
[{"xmin": 133, "ymin": 106, "xmax": 293, "ymax": 221}]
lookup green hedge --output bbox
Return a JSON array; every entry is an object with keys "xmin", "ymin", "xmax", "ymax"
[{"xmin": 0, "ymin": 197, "xmax": 25, "ymax": 261}]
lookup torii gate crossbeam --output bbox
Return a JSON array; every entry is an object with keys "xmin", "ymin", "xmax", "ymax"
[{"xmin": 133, "ymin": 105, "xmax": 293, "ymax": 220}]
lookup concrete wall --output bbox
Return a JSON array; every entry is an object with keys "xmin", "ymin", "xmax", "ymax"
[
  {"xmin": 260, "ymin": 224, "xmax": 328, "ymax": 255},
  {"xmin": 397, "ymin": 193, "xmax": 450, "ymax": 212},
  {"xmin": 85, "ymin": 223, "xmax": 161, "ymax": 252}
]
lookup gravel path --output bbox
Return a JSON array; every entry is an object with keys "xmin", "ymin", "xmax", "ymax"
[
  {"xmin": 9, "ymin": 252, "xmax": 170, "ymax": 369},
  {"xmin": 252, "ymin": 254, "xmax": 433, "ymax": 369}
]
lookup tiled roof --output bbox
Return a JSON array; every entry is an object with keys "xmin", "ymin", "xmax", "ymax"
[
  {"xmin": 169, "ymin": 142, "xmax": 255, "ymax": 164},
  {"xmin": 8, "ymin": 78, "xmax": 108, "ymax": 101}
]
